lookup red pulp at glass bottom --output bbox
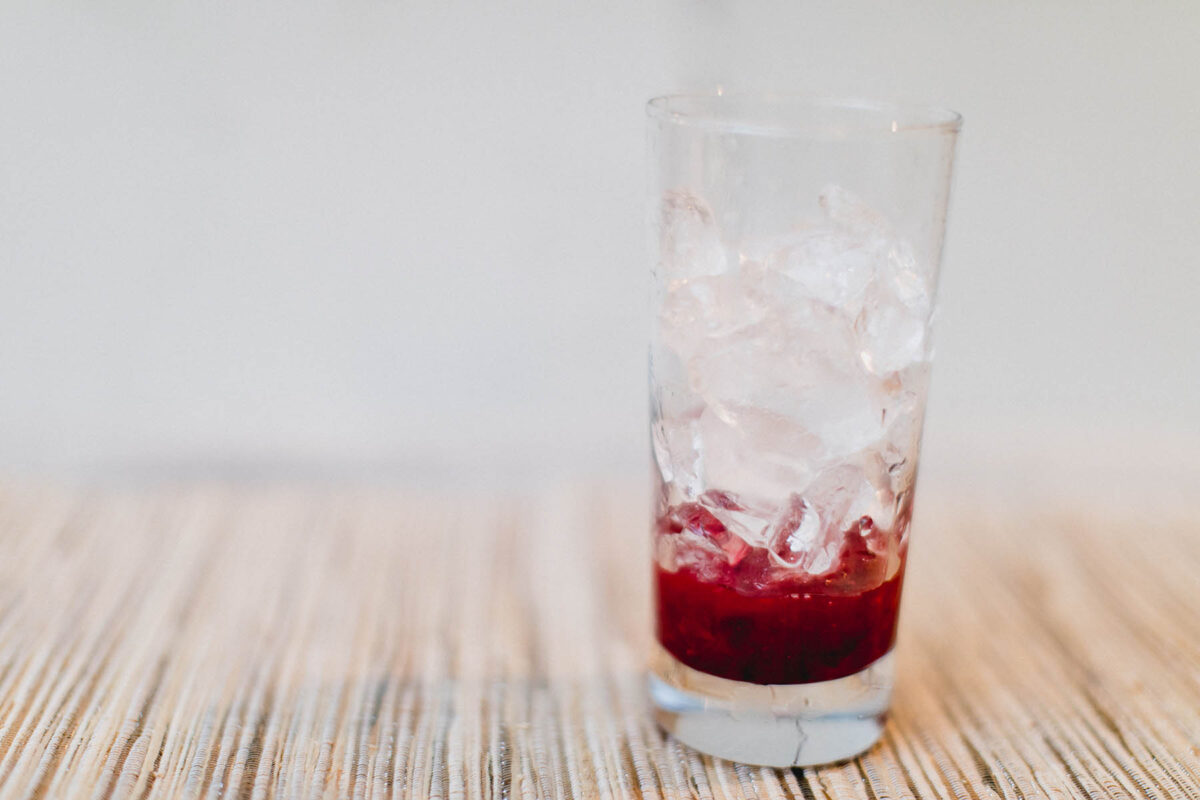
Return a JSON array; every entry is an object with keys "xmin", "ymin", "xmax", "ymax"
[{"xmin": 655, "ymin": 562, "xmax": 905, "ymax": 685}]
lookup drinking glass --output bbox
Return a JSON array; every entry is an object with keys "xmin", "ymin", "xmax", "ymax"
[{"xmin": 647, "ymin": 95, "xmax": 960, "ymax": 766}]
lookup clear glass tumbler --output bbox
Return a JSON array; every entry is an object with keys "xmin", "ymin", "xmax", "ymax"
[{"xmin": 647, "ymin": 95, "xmax": 960, "ymax": 767}]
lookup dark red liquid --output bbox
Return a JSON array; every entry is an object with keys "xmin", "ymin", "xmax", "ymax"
[
  {"xmin": 655, "ymin": 504, "xmax": 908, "ymax": 684},
  {"xmin": 656, "ymin": 562, "xmax": 904, "ymax": 684}
]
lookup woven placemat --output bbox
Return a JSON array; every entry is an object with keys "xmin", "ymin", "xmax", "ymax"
[{"xmin": 0, "ymin": 484, "xmax": 1196, "ymax": 799}]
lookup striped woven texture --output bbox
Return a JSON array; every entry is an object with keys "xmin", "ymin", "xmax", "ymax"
[{"xmin": 0, "ymin": 484, "xmax": 1196, "ymax": 799}]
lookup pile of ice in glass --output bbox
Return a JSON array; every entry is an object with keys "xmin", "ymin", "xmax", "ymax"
[{"xmin": 652, "ymin": 186, "xmax": 934, "ymax": 590}]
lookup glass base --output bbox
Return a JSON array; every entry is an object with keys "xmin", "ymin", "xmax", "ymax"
[{"xmin": 649, "ymin": 644, "xmax": 894, "ymax": 767}]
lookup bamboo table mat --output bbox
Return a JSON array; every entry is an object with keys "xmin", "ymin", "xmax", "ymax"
[{"xmin": 0, "ymin": 483, "xmax": 1196, "ymax": 799}]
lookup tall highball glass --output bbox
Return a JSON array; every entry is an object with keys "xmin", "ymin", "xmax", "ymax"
[{"xmin": 647, "ymin": 96, "xmax": 960, "ymax": 766}]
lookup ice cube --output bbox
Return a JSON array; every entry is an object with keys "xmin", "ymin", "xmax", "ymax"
[
  {"xmin": 655, "ymin": 528, "xmax": 728, "ymax": 583},
  {"xmin": 697, "ymin": 489, "xmax": 770, "ymax": 548},
  {"xmin": 787, "ymin": 361, "xmax": 886, "ymax": 460},
  {"xmin": 795, "ymin": 185, "xmax": 935, "ymax": 375},
  {"xmin": 764, "ymin": 227, "xmax": 877, "ymax": 309},
  {"xmin": 765, "ymin": 494, "xmax": 833, "ymax": 571},
  {"xmin": 879, "ymin": 423, "xmax": 921, "ymax": 501},
  {"xmin": 651, "ymin": 416, "xmax": 702, "ymax": 499},
  {"xmin": 802, "ymin": 463, "xmax": 880, "ymax": 531},
  {"xmin": 856, "ymin": 283, "xmax": 930, "ymax": 374},
  {"xmin": 686, "ymin": 315, "xmax": 885, "ymax": 463},
  {"xmin": 877, "ymin": 369, "xmax": 929, "ymax": 484},
  {"xmin": 883, "ymin": 239, "xmax": 933, "ymax": 316},
  {"xmin": 827, "ymin": 516, "xmax": 890, "ymax": 593},
  {"xmin": 819, "ymin": 184, "xmax": 891, "ymax": 236},
  {"xmin": 694, "ymin": 407, "xmax": 818, "ymax": 508},
  {"xmin": 858, "ymin": 451, "xmax": 898, "ymax": 531},
  {"xmin": 661, "ymin": 502, "xmax": 750, "ymax": 567},
  {"xmin": 659, "ymin": 190, "xmax": 728, "ymax": 280},
  {"xmin": 659, "ymin": 273, "xmax": 766, "ymax": 363}
]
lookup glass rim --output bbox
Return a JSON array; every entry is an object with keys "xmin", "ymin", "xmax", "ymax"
[{"xmin": 646, "ymin": 93, "xmax": 962, "ymax": 137}]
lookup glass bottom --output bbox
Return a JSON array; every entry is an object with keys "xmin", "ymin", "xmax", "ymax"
[{"xmin": 649, "ymin": 644, "xmax": 894, "ymax": 767}]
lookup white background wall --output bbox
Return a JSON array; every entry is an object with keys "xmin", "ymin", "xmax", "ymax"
[{"xmin": 1, "ymin": 2, "xmax": 1197, "ymax": 489}]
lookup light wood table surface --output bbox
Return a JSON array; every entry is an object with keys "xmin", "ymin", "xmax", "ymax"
[{"xmin": 0, "ymin": 484, "xmax": 1196, "ymax": 799}]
